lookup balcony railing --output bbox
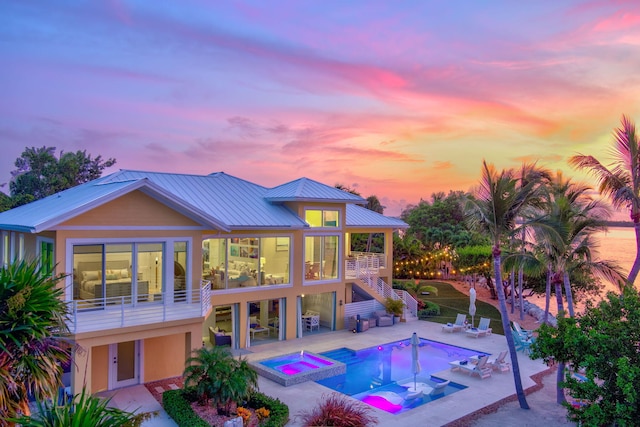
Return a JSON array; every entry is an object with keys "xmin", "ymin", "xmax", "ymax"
[
  {"xmin": 345, "ymin": 253, "xmax": 384, "ymax": 279},
  {"xmin": 65, "ymin": 280, "xmax": 211, "ymax": 334}
]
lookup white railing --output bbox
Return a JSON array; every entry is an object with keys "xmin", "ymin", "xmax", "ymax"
[
  {"xmin": 66, "ymin": 280, "xmax": 211, "ymax": 334},
  {"xmin": 345, "ymin": 254, "xmax": 382, "ymax": 279},
  {"xmin": 349, "ymin": 252, "xmax": 386, "ymax": 268},
  {"xmin": 395, "ymin": 289, "xmax": 418, "ymax": 319}
]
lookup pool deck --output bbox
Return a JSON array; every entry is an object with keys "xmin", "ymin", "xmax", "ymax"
[{"xmin": 243, "ymin": 320, "xmax": 549, "ymax": 426}]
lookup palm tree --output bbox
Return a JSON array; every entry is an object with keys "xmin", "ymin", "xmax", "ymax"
[
  {"xmin": 464, "ymin": 161, "xmax": 549, "ymax": 409},
  {"xmin": 569, "ymin": 114, "xmax": 640, "ymax": 287},
  {"xmin": 0, "ymin": 259, "xmax": 70, "ymax": 422},
  {"xmin": 183, "ymin": 346, "xmax": 257, "ymax": 414}
]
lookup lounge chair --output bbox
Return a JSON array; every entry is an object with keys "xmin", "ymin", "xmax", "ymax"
[
  {"xmin": 449, "ymin": 355, "xmax": 492, "ymax": 379},
  {"xmin": 487, "ymin": 350, "xmax": 510, "ymax": 372},
  {"xmin": 465, "ymin": 317, "xmax": 492, "ymax": 338},
  {"xmin": 428, "ymin": 380, "xmax": 450, "ymax": 396},
  {"xmin": 442, "ymin": 313, "xmax": 467, "ymax": 333}
]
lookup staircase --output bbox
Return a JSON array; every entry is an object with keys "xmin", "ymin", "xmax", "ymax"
[
  {"xmin": 353, "ymin": 275, "xmax": 418, "ymax": 321},
  {"xmin": 321, "ymin": 348, "xmax": 361, "ymax": 366}
]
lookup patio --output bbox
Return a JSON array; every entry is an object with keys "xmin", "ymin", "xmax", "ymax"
[
  {"xmin": 244, "ymin": 320, "xmax": 549, "ymax": 426},
  {"xmin": 110, "ymin": 319, "xmax": 551, "ymax": 426}
]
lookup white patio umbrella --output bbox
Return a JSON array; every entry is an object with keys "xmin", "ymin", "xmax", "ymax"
[
  {"xmin": 469, "ymin": 287, "xmax": 477, "ymax": 328},
  {"xmin": 410, "ymin": 332, "xmax": 421, "ymax": 390}
]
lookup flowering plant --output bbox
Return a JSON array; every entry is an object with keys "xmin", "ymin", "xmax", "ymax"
[{"xmin": 236, "ymin": 407, "xmax": 251, "ymax": 425}]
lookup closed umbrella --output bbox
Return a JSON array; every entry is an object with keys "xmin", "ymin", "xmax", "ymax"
[
  {"xmin": 469, "ymin": 287, "xmax": 477, "ymax": 328},
  {"xmin": 410, "ymin": 332, "xmax": 421, "ymax": 390}
]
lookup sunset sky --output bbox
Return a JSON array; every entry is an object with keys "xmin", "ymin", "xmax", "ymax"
[{"xmin": 2, "ymin": 1, "xmax": 640, "ymax": 216}]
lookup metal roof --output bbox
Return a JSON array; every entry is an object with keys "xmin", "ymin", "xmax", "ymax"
[
  {"xmin": 265, "ymin": 178, "xmax": 365, "ymax": 203},
  {"xmin": 345, "ymin": 204, "xmax": 408, "ymax": 229},
  {"xmin": 0, "ymin": 170, "xmax": 406, "ymax": 232}
]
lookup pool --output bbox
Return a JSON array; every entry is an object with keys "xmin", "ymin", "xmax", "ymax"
[
  {"xmin": 317, "ymin": 337, "xmax": 488, "ymax": 414},
  {"xmin": 251, "ymin": 351, "xmax": 346, "ymax": 386}
]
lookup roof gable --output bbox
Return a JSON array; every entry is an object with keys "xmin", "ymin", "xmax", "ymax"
[{"xmin": 265, "ymin": 178, "xmax": 365, "ymax": 203}]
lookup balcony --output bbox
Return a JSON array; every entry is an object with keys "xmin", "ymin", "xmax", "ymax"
[
  {"xmin": 65, "ymin": 280, "xmax": 211, "ymax": 334},
  {"xmin": 345, "ymin": 253, "xmax": 385, "ymax": 279}
]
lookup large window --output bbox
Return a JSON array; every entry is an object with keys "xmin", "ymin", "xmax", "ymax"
[
  {"xmin": 304, "ymin": 235, "xmax": 339, "ymax": 281},
  {"xmin": 72, "ymin": 242, "xmax": 164, "ymax": 304},
  {"xmin": 203, "ymin": 236, "xmax": 290, "ymax": 290},
  {"xmin": 37, "ymin": 237, "xmax": 55, "ymax": 274},
  {"xmin": 305, "ymin": 209, "xmax": 339, "ymax": 228}
]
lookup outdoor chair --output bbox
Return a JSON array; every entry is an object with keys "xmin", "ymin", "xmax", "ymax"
[
  {"xmin": 465, "ymin": 317, "xmax": 492, "ymax": 338},
  {"xmin": 512, "ymin": 321, "xmax": 536, "ymax": 341},
  {"xmin": 442, "ymin": 313, "xmax": 467, "ymax": 333},
  {"xmin": 450, "ymin": 355, "xmax": 492, "ymax": 379},
  {"xmin": 372, "ymin": 310, "xmax": 394, "ymax": 327},
  {"xmin": 348, "ymin": 315, "xmax": 369, "ymax": 333},
  {"xmin": 487, "ymin": 350, "xmax": 510, "ymax": 372},
  {"xmin": 512, "ymin": 329, "xmax": 533, "ymax": 354}
]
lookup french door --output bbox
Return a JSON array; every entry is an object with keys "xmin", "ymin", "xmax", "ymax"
[{"xmin": 109, "ymin": 340, "xmax": 140, "ymax": 389}]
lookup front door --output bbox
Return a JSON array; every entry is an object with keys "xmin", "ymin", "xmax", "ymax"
[{"xmin": 109, "ymin": 340, "xmax": 140, "ymax": 389}]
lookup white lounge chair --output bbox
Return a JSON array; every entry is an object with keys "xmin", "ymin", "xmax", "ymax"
[
  {"xmin": 442, "ymin": 313, "xmax": 467, "ymax": 333},
  {"xmin": 487, "ymin": 350, "xmax": 510, "ymax": 372},
  {"xmin": 465, "ymin": 317, "xmax": 492, "ymax": 338},
  {"xmin": 450, "ymin": 355, "xmax": 492, "ymax": 379}
]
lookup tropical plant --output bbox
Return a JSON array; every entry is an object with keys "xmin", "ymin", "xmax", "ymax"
[
  {"xmin": 0, "ymin": 259, "xmax": 70, "ymax": 422},
  {"xmin": 9, "ymin": 387, "xmax": 153, "ymax": 427},
  {"xmin": 530, "ymin": 286, "xmax": 640, "ymax": 426},
  {"xmin": 383, "ymin": 296, "xmax": 404, "ymax": 317},
  {"xmin": 296, "ymin": 393, "xmax": 377, "ymax": 427},
  {"xmin": 569, "ymin": 114, "xmax": 640, "ymax": 287},
  {"xmin": 464, "ymin": 161, "xmax": 550, "ymax": 409},
  {"xmin": 182, "ymin": 346, "xmax": 257, "ymax": 414}
]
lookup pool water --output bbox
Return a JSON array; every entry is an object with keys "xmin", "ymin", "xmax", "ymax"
[
  {"xmin": 261, "ymin": 351, "xmax": 334, "ymax": 375},
  {"xmin": 317, "ymin": 337, "xmax": 487, "ymax": 414}
]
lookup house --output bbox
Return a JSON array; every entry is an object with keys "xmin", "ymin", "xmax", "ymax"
[{"xmin": 0, "ymin": 170, "xmax": 409, "ymax": 395}]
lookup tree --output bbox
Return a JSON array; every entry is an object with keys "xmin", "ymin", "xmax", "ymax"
[
  {"xmin": 530, "ymin": 287, "xmax": 640, "ymax": 426},
  {"xmin": 365, "ymin": 195, "xmax": 384, "ymax": 214},
  {"xmin": 183, "ymin": 346, "xmax": 257, "ymax": 414},
  {"xmin": 464, "ymin": 161, "xmax": 550, "ymax": 409},
  {"xmin": 569, "ymin": 115, "xmax": 640, "ymax": 287},
  {"xmin": 8, "ymin": 146, "xmax": 116, "ymax": 207},
  {"xmin": 0, "ymin": 259, "xmax": 70, "ymax": 422}
]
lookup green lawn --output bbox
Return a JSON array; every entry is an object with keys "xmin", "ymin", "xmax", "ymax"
[{"xmin": 413, "ymin": 281, "xmax": 505, "ymax": 335}]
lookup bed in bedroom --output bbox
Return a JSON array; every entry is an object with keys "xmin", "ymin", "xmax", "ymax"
[{"xmin": 75, "ymin": 260, "xmax": 149, "ymax": 302}]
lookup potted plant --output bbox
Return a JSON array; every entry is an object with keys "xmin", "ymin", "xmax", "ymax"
[{"xmin": 384, "ymin": 297, "xmax": 405, "ymax": 324}]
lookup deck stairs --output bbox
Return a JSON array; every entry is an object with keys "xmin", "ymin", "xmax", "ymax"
[{"xmin": 321, "ymin": 348, "xmax": 361, "ymax": 366}]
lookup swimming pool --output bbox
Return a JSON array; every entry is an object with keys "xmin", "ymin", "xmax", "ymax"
[{"xmin": 317, "ymin": 337, "xmax": 488, "ymax": 414}]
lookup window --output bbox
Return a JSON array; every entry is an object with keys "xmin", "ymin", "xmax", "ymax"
[
  {"xmin": 305, "ymin": 209, "xmax": 339, "ymax": 228},
  {"xmin": 72, "ymin": 242, "xmax": 165, "ymax": 304},
  {"xmin": 304, "ymin": 235, "xmax": 339, "ymax": 281},
  {"xmin": 1, "ymin": 231, "xmax": 8, "ymax": 267},
  {"xmin": 203, "ymin": 236, "xmax": 291, "ymax": 290},
  {"xmin": 37, "ymin": 237, "xmax": 55, "ymax": 274}
]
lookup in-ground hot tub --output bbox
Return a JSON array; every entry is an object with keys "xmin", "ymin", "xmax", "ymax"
[{"xmin": 251, "ymin": 350, "xmax": 345, "ymax": 386}]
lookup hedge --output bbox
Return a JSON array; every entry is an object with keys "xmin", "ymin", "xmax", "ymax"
[
  {"xmin": 163, "ymin": 388, "xmax": 289, "ymax": 427},
  {"xmin": 418, "ymin": 301, "xmax": 441, "ymax": 318}
]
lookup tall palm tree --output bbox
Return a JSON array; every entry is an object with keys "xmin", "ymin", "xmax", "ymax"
[
  {"xmin": 533, "ymin": 172, "xmax": 626, "ymax": 403},
  {"xmin": 569, "ymin": 114, "xmax": 640, "ymax": 287},
  {"xmin": 0, "ymin": 259, "xmax": 70, "ymax": 422},
  {"xmin": 464, "ymin": 161, "xmax": 549, "ymax": 409}
]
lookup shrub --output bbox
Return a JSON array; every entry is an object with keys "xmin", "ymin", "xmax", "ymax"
[
  {"xmin": 162, "ymin": 389, "xmax": 209, "ymax": 427},
  {"xmin": 248, "ymin": 392, "xmax": 289, "ymax": 427},
  {"xmin": 418, "ymin": 301, "xmax": 440, "ymax": 318},
  {"xmin": 296, "ymin": 393, "xmax": 377, "ymax": 427}
]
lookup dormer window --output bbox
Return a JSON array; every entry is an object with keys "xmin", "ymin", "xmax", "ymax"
[{"xmin": 305, "ymin": 209, "xmax": 339, "ymax": 228}]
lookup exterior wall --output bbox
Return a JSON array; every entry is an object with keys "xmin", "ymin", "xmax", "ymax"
[
  {"xmin": 91, "ymin": 345, "xmax": 109, "ymax": 393},
  {"xmin": 62, "ymin": 191, "xmax": 202, "ymax": 227},
  {"xmin": 143, "ymin": 332, "xmax": 194, "ymax": 383},
  {"xmin": 73, "ymin": 319, "xmax": 202, "ymax": 393}
]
